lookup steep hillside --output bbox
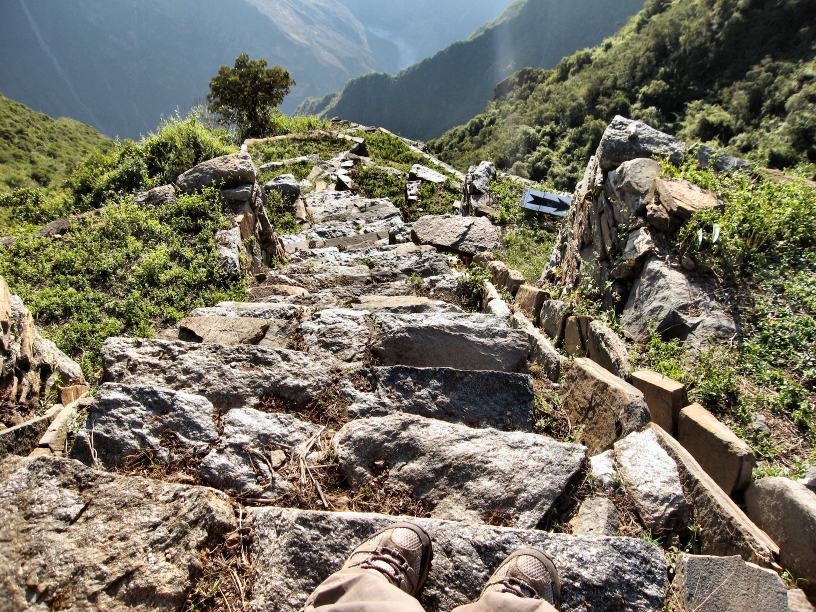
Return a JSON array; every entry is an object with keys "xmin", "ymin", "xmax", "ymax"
[
  {"xmin": 298, "ymin": 0, "xmax": 645, "ymax": 141},
  {"xmin": 0, "ymin": 0, "xmax": 398, "ymax": 140},
  {"xmin": 431, "ymin": 0, "xmax": 816, "ymax": 190},
  {"xmin": 0, "ymin": 93, "xmax": 114, "ymax": 192}
]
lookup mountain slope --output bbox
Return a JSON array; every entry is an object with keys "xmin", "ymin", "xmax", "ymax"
[
  {"xmin": 297, "ymin": 0, "xmax": 645, "ymax": 141},
  {"xmin": 431, "ymin": 0, "xmax": 816, "ymax": 189},
  {"xmin": 0, "ymin": 0, "xmax": 398, "ymax": 141},
  {"xmin": 0, "ymin": 92, "xmax": 113, "ymax": 192}
]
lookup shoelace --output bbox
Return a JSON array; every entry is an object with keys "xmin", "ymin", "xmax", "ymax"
[
  {"xmin": 356, "ymin": 547, "xmax": 412, "ymax": 589},
  {"xmin": 493, "ymin": 577, "xmax": 542, "ymax": 600}
]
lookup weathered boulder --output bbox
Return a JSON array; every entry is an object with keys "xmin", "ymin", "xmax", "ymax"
[
  {"xmin": 585, "ymin": 319, "xmax": 632, "ymax": 380},
  {"xmin": 264, "ymin": 173, "xmax": 301, "ymax": 196},
  {"xmin": 505, "ymin": 269, "xmax": 526, "ymax": 295},
  {"xmin": 370, "ymin": 317, "xmax": 529, "ymax": 372},
  {"xmin": 334, "ymin": 414, "xmax": 586, "ymax": 529},
  {"xmin": 409, "ymin": 164, "xmax": 447, "ymax": 184},
  {"xmin": 691, "ymin": 143, "xmax": 751, "ymax": 174},
  {"xmin": 200, "ymin": 408, "xmax": 321, "ymax": 499},
  {"xmin": 621, "ymin": 257, "xmax": 738, "ymax": 353},
  {"xmin": 132, "ymin": 183, "xmax": 178, "ymax": 208},
  {"xmin": 0, "ymin": 455, "xmax": 235, "ymax": 612},
  {"xmin": 485, "ymin": 298, "xmax": 512, "ymax": 319},
  {"xmin": 0, "ymin": 404, "xmax": 62, "ymax": 459},
  {"xmin": 561, "ymin": 358, "xmax": 651, "ymax": 455},
  {"xmin": 604, "ymin": 158, "xmax": 662, "ymax": 221},
  {"xmin": 248, "ymin": 284, "xmax": 310, "ymax": 300},
  {"xmin": 631, "ymin": 370, "xmax": 687, "ymax": 434},
  {"xmin": 508, "ymin": 312, "xmax": 561, "ymax": 382},
  {"xmin": 656, "ymin": 177, "xmax": 721, "ymax": 220},
  {"xmin": 343, "ymin": 366, "xmax": 536, "ymax": 431},
  {"xmin": 651, "ymin": 424, "xmax": 778, "ymax": 566},
  {"xmin": 101, "ymin": 337, "xmax": 334, "ymax": 413},
  {"xmin": 486, "ymin": 260, "xmax": 510, "ymax": 288},
  {"xmin": 746, "ymin": 477, "xmax": 816, "ymax": 600},
  {"xmin": 469, "ymin": 161, "xmax": 497, "ymax": 194},
  {"xmin": 678, "ymin": 403, "xmax": 756, "ymax": 495},
  {"xmin": 564, "ymin": 316, "xmax": 584, "ymax": 357},
  {"xmin": 668, "ymin": 554, "xmax": 788, "ymax": 612},
  {"xmin": 69, "ymin": 383, "xmax": 219, "ymax": 468},
  {"xmin": 179, "ymin": 316, "xmax": 269, "ymax": 345},
  {"xmin": 411, "ymin": 215, "xmax": 500, "ymax": 256},
  {"xmin": 177, "ymin": 151, "xmax": 256, "ymax": 192},
  {"xmin": 570, "ymin": 497, "xmax": 619, "ymax": 536},
  {"xmin": 595, "ymin": 115, "xmax": 685, "ymax": 171},
  {"xmin": 214, "ymin": 227, "xmax": 242, "ymax": 277},
  {"xmin": 614, "ymin": 428, "xmax": 691, "ymax": 531}
]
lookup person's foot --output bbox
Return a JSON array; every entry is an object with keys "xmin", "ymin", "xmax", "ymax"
[
  {"xmin": 482, "ymin": 547, "xmax": 561, "ymax": 609},
  {"xmin": 342, "ymin": 522, "xmax": 433, "ymax": 596}
]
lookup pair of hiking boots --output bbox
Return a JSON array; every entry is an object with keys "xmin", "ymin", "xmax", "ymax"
[{"xmin": 343, "ymin": 522, "xmax": 561, "ymax": 609}]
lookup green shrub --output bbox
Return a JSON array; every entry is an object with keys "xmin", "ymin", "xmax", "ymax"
[
  {"xmin": 0, "ymin": 187, "xmax": 70, "ymax": 226},
  {"xmin": 0, "ymin": 188, "xmax": 246, "ymax": 376}
]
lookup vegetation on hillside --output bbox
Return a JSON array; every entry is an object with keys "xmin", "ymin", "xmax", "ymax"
[
  {"xmin": 430, "ymin": 0, "xmax": 816, "ymax": 190},
  {"xmin": 0, "ymin": 93, "xmax": 113, "ymax": 193}
]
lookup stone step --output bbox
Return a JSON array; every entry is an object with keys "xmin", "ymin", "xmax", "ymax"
[
  {"xmin": 0, "ymin": 455, "xmax": 236, "ymax": 612},
  {"xmin": 248, "ymin": 507, "xmax": 667, "ymax": 612},
  {"xmin": 368, "ymin": 312, "xmax": 530, "ymax": 372},
  {"xmin": 342, "ymin": 366, "xmax": 536, "ymax": 431},
  {"xmin": 101, "ymin": 337, "xmax": 335, "ymax": 413},
  {"xmin": 333, "ymin": 413, "xmax": 587, "ymax": 529}
]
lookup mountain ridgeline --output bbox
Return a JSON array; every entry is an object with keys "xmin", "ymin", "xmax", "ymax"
[
  {"xmin": 297, "ymin": 0, "xmax": 645, "ymax": 142},
  {"xmin": 430, "ymin": 0, "xmax": 816, "ymax": 190}
]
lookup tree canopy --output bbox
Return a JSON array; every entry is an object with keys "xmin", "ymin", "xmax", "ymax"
[{"xmin": 207, "ymin": 54, "xmax": 295, "ymax": 140}]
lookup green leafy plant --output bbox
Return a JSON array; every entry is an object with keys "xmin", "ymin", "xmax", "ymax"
[{"xmin": 458, "ymin": 265, "xmax": 491, "ymax": 311}]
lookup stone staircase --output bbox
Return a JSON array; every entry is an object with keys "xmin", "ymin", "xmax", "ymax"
[{"xmin": 0, "ymin": 145, "xmax": 670, "ymax": 611}]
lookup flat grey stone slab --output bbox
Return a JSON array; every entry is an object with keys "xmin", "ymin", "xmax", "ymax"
[
  {"xmin": 0, "ymin": 456, "xmax": 235, "ymax": 612},
  {"xmin": 344, "ymin": 366, "xmax": 535, "ymax": 431},
  {"xmin": 595, "ymin": 115, "xmax": 685, "ymax": 171},
  {"xmin": 200, "ymin": 408, "xmax": 322, "ymax": 500},
  {"xmin": 333, "ymin": 414, "xmax": 586, "ymax": 529},
  {"xmin": 300, "ymin": 308, "xmax": 371, "ymax": 363},
  {"xmin": 101, "ymin": 337, "xmax": 334, "ymax": 413},
  {"xmin": 350, "ymin": 295, "xmax": 462, "ymax": 314},
  {"xmin": 248, "ymin": 508, "xmax": 667, "ymax": 612},
  {"xmin": 412, "ymin": 214, "xmax": 500, "ymax": 256},
  {"xmin": 191, "ymin": 302, "xmax": 301, "ymax": 320}
]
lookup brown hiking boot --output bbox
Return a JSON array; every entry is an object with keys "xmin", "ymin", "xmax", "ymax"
[
  {"xmin": 482, "ymin": 547, "xmax": 561, "ymax": 609},
  {"xmin": 342, "ymin": 522, "xmax": 433, "ymax": 596}
]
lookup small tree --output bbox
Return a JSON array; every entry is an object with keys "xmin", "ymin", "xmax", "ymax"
[{"xmin": 207, "ymin": 54, "xmax": 295, "ymax": 140}]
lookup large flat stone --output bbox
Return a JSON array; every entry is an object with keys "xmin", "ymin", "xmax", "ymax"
[
  {"xmin": 411, "ymin": 215, "xmax": 500, "ymax": 256},
  {"xmin": 409, "ymin": 164, "xmax": 447, "ymax": 184},
  {"xmin": 678, "ymin": 403, "xmax": 756, "ymax": 495},
  {"xmin": 190, "ymin": 301, "xmax": 301, "ymax": 320},
  {"xmin": 101, "ymin": 337, "xmax": 334, "ymax": 413},
  {"xmin": 561, "ymin": 358, "xmax": 651, "ymax": 456},
  {"xmin": 333, "ymin": 414, "xmax": 586, "ymax": 529},
  {"xmin": 343, "ymin": 366, "xmax": 536, "ymax": 431},
  {"xmin": 350, "ymin": 295, "xmax": 461, "ymax": 314},
  {"xmin": 668, "ymin": 554, "xmax": 788, "ymax": 612},
  {"xmin": 651, "ymin": 424, "xmax": 779, "ymax": 566},
  {"xmin": 248, "ymin": 508, "xmax": 667, "ymax": 612},
  {"xmin": 370, "ymin": 319, "xmax": 529, "ymax": 372},
  {"xmin": 69, "ymin": 383, "xmax": 219, "ymax": 468},
  {"xmin": 514, "ymin": 284, "xmax": 547, "ymax": 319},
  {"xmin": 746, "ymin": 477, "xmax": 816, "ymax": 600},
  {"xmin": 586, "ymin": 319, "xmax": 631, "ymax": 381},
  {"xmin": 0, "ymin": 456, "xmax": 235, "ymax": 612},
  {"xmin": 540, "ymin": 299, "xmax": 570, "ymax": 346},
  {"xmin": 570, "ymin": 497, "xmax": 619, "ymax": 536},
  {"xmin": 177, "ymin": 151, "xmax": 256, "ymax": 192},
  {"xmin": 300, "ymin": 308, "xmax": 371, "ymax": 363},
  {"xmin": 614, "ymin": 428, "xmax": 691, "ymax": 532}
]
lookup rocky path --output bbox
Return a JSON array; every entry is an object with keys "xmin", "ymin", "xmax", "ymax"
[
  {"xmin": 0, "ymin": 148, "xmax": 671, "ymax": 612},
  {"xmin": 9, "ymin": 124, "xmax": 811, "ymax": 612}
]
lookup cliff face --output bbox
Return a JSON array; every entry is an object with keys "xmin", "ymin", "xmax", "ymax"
[{"xmin": 298, "ymin": 0, "xmax": 644, "ymax": 142}]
